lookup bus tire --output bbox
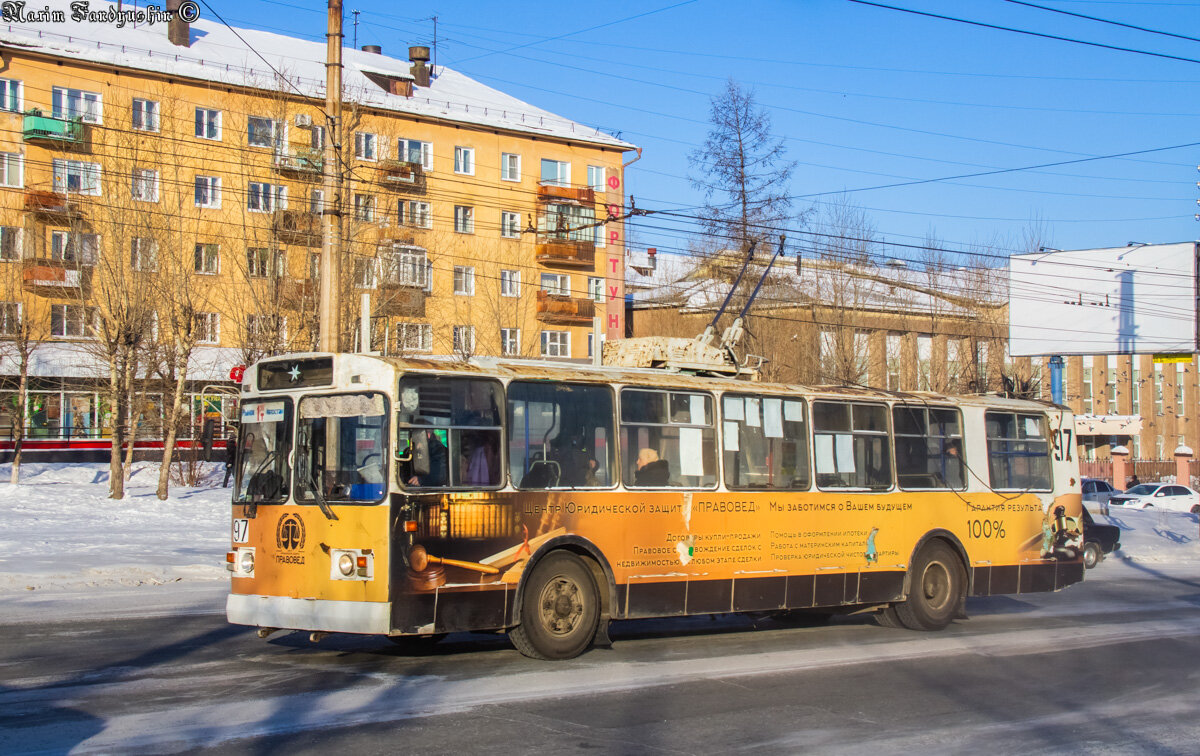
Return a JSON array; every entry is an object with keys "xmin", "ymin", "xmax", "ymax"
[
  {"xmin": 895, "ymin": 541, "xmax": 965, "ymax": 631},
  {"xmin": 875, "ymin": 605, "xmax": 904, "ymax": 628},
  {"xmin": 1082, "ymin": 541, "xmax": 1102, "ymax": 569},
  {"xmin": 510, "ymin": 551, "xmax": 599, "ymax": 660}
]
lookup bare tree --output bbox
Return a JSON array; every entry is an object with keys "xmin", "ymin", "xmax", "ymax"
[{"xmin": 0, "ymin": 225, "xmax": 49, "ymax": 484}]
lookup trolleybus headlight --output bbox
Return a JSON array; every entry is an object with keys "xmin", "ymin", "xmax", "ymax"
[
  {"xmin": 239, "ymin": 549, "xmax": 255, "ymax": 574},
  {"xmin": 337, "ymin": 552, "xmax": 356, "ymax": 576}
]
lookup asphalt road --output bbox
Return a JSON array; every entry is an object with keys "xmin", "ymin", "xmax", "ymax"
[{"xmin": 2, "ymin": 559, "xmax": 1199, "ymax": 755}]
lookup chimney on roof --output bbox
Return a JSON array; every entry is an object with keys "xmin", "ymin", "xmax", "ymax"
[
  {"xmin": 362, "ymin": 44, "xmax": 382, "ymax": 54},
  {"xmin": 165, "ymin": 0, "xmax": 191, "ymax": 47},
  {"xmin": 409, "ymin": 45, "xmax": 431, "ymax": 88}
]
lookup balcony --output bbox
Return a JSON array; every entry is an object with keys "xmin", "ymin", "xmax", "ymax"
[
  {"xmin": 273, "ymin": 148, "xmax": 323, "ymax": 178},
  {"xmin": 536, "ymin": 290, "xmax": 595, "ymax": 326},
  {"xmin": 24, "ymin": 188, "xmax": 85, "ymax": 220},
  {"xmin": 537, "ymin": 182, "xmax": 595, "ymax": 205},
  {"xmin": 377, "ymin": 160, "xmax": 426, "ymax": 192},
  {"xmin": 22, "ymin": 112, "xmax": 85, "ymax": 146},
  {"xmin": 21, "ymin": 257, "xmax": 91, "ymax": 296},
  {"xmin": 376, "ymin": 285, "xmax": 427, "ymax": 317},
  {"xmin": 272, "ymin": 210, "xmax": 321, "ymax": 246},
  {"xmin": 536, "ymin": 238, "xmax": 595, "ymax": 269}
]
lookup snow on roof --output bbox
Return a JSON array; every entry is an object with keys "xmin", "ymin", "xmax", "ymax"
[
  {"xmin": 0, "ymin": 1, "xmax": 636, "ymax": 150},
  {"xmin": 0, "ymin": 342, "xmax": 242, "ymax": 382}
]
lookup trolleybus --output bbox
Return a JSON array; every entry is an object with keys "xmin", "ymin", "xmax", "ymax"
[{"xmin": 226, "ymin": 350, "xmax": 1085, "ymax": 659}]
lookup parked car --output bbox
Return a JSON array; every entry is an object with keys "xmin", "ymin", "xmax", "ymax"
[
  {"xmin": 1080, "ymin": 507, "xmax": 1120, "ymax": 569},
  {"xmin": 1108, "ymin": 483, "xmax": 1200, "ymax": 513},
  {"xmin": 1081, "ymin": 478, "xmax": 1119, "ymax": 511}
]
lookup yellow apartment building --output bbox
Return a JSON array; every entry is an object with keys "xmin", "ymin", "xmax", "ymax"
[{"xmin": 0, "ymin": 5, "xmax": 635, "ymax": 443}]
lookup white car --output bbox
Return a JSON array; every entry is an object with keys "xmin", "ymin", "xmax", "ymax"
[{"xmin": 1108, "ymin": 483, "xmax": 1200, "ymax": 513}]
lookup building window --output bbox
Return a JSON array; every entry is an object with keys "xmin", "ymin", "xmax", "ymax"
[
  {"xmin": 454, "ymin": 146, "xmax": 474, "ymax": 175},
  {"xmin": 1132, "ymin": 368, "xmax": 1141, "ymax": 415},
  {"xmin": 1154, "ymin": 366, "xmax": 1164, "ymax": 416},
  {"xmin": 0, "ymin": 227, "xmax": 21, "ymax": 260},
  {"xmin": 50, "ymin": 231, "xmax": 98, "ymax": 263},
  {"xmin": 540, "ymin": 330, "xmax": 570, "ymax": 358},
  {"xmin": 131, "ymin": 98, "xmax": 159, "ymax": 131},
  {"xmin": 501, "ymin": 210, "xmax": 521, "ymax": 239},
  {"xmin": 399, "ymin": 200, "xmax": 431, "ymax": 228},
  {"xmin": 131, "ymin": 167, "xmax": 159, "ymax": 202},
  {"xmin": 195, "ymin": 107, "xmax": 221, "ymax": 140},
  {"xmin": 397, "ymin": 322, "xmax": 433, "ymax": 352},
  {"xmin": 587, "ymin": 276, "xmax": 603, "ymax": 302},
  {"xmin": 539, "ymin": 202, "xmax": 595, "ymax": 242},
  {"xmin": 588, "ymin": 332, "xmax": 594, "ymax": 358},
  {"xmin": 501, "ymin": 152, "xmax": 521, "ymax": 182},
  {"xmin": 309, "ymin": 189, "xmax": 325, "ymax": 215},
  {"xmin": 52, "ymin": 159, "xmax": 101, "ymax": 195},
  {"xmin": 246, "ymin": 247, "xmax": 283, "ymax": 278},
  {"xmin": 500, "ymin": 269, "xmax": 520, "ymax": 298},
  {"xmin": 501, "ymin": 327, "xmax": 521, "ymax": 356},
  {"xmin": 355, "ymin": 132, "xmax": 377, "ymax": 161},
  {"xmin": 541, "ymin": 272, "xmax": 569, "ymax": 296},
  {"xmin": 52, "ymin": 86, "xmax": 101, "ymax": 123},
  {"xmin": 194, "ymin": 175, "xmax": 221, "ymax": 208},
  {"xmin": 194, "ymin": 243, "xmax": 220, "ymax": 274},
  {"xmin": 0, "ymin": 79, "xmax": 21, "ymax": 112},
  {"xmin": 130, "ymin": 238, "xmax": 157, "ymax": 271},
  {"xmin": 194, "ymin": 312, "xmax": 220, "ymax": 344},
  {"xmin": 453, "ymin": 325, "xmax": 476, "ymax": 355},
  {"xmin": 247, "ymin": 314, "xmax": 287, "ymax": 344},
  {"xmin": 247, "ymin": 116, "xmax": 281, "ymax": 148},
  {"xmin": 353, "ymin": 193, "xmax": 375, "ymax": 222},
  {"xmin": 0, "ymin": 302, "xmax": 19, "ymax": 336},
  {"xmin": 454, "ymin": 205, "xmax": 474, "ymax": 234},
  {"xmin": 540, "ymin": 158, "xmax": 569, "ymax": 186},
  {"xmin": 0, "ymin": 152, "xmax": 22, "ymax": 188},
  {"xmin": 587, "ymin": 165, "xmax": 605, "ymax": 191},
  {"xmin": 1082, "ymin": 357, "xmax": 1093, "ymax": 414},
  {"xmin": 247, "ymin": 182, "xmax": 286, "ymax": 212},
  {"xmin": 454, "ymin": 266, "xmax": 475, "ymax": 295},
  {"xmin": 353, "ymin": 258, "xmax": 378, "ymax": 289},
  {"xmin": 384, "ymin": 245, "xmax": 429, "ymax": 289},
  {"xmin": 51, "ymin": 304, "xmax": 95, "ymax": 338},
  {"xmin": 885, "ymin": 332, "xmax": 902, "ymax": 390},
  {"xmin": 398, "ymin": 139, "xmax": 432, "ymax": 169}
]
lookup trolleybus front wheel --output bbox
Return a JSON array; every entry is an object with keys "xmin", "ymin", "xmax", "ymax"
[
  {"xmin": 893, "ymin": 540, "xmax": 965, "ymax": 631},
  {"xmin": 510, "ymin": 551, "xmax": 599, "ymax": 660}
]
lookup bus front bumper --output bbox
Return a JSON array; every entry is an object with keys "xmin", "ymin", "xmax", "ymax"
[{"xmin": 227, "ymin": 594, "xmax": 391, "ymax": 634}]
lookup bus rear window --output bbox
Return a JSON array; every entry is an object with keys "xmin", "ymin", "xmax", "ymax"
[{"xmin": 986, "ymin": 411, "xmax": 1051, "ymax": 491}]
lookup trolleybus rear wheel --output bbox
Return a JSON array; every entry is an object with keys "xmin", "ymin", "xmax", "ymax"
[
  {"xmin": 894, "ymin": 541, "xmax": 964, "ymax": 631},
  {"xmin": 510, "ymin": 552, "xmax": 599, "ymax": 660}
]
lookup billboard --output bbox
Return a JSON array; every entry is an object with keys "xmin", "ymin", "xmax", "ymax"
[{"xmin": 1009, "ymin": 242, "xmax": 1197, "ymax": 357}]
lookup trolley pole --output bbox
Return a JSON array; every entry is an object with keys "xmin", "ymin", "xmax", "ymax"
[{"xmin": 318, "ymin": 0, "xmax": 344, "ymax": 352}]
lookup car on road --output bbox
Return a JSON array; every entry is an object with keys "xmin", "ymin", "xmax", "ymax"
[
  {"xmin": 1080, "ymin": 507, "xmax": 1120, "ymax": 569},
  {"xmin": 1081, "ymin": 478, "xmax": 1119, "ymax": 511},
  {"xmin": 1108, "ymin": 483, "xmax": 1200, "ymax": 513}
]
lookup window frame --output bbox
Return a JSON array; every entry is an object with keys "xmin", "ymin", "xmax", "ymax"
[
  {"xmin": 247, "ymin": 115, "xmax": 281, "ymax": 149},
  {"xmin": 540, "ymin": 330, "xmax": 570, "ymax": 358},
  {"xmin": 620, "ymin": 387, "xmax": 718, "ymax": 490},
  {"xmin": 500, "ymin": 152, "xmax": 521, "ymax": 182},
  {"xmin": 453, "ymin": 265, "xmax": 475, "ymax": 296},
  {"xmin": 721, "ymin": 392, "xmax": 811, "ymax": 492},
  {"xmin": 52, "ymin": 86, "xmax": 102, "ymax": 124},
  {"xmin": 194, "ymin": 175, "xmax": 221, "ymax": 208},
  {"xmin": 501, "ymin": 210, "xmax": 521, "ymax": 239},
  {"xmin": 0, "ymin": 78, "xmax": 21, "ymax": 112},
  {"xmin": 195, "ymin": 107, "xmax": 222, "ymax": 140},
  {"xmin": 194, "ymin": 243, "xmax": 220, "ymax": 275},
  {"xmin": 131, "ymin": 98, "xmax": 159, "ymax": 132},
  {"xmin": 892, "ymin": 404, "xmax": 966, "ymax": 491},
  {"xmin": 453, "ymin": 204, "xmax": 475, "ymax": 234},
  {"xmin": 985, "ymin": 410, "xmax": 1053, "ymax": 493},
  {"xmin": 354, "ymin": 131, "xmax": 378, "ymax": 161},
  {"xmin": 130, "ymin": 167, "xmax": 159, "ymax": 202},
  {"xmin": 812, "ymin": 400, "xmax": 894, "ymax": 492},
  {"xmin": 454, "ymin": 145, "xmax": 475, "ymax": 175},
  {"xmin": 500, "ymin": 269, "xmax": 521, "ymax": 298},
  {"xmin": 396, "ymin": 376, "xmax": 506, "ymax": 491},
  {"xmin": 0, "ymin": 152, "xmax": 22, "ymax": 188}
]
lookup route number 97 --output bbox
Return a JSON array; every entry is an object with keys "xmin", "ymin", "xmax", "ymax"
[
  {"xmin": 232, "ymin": 518, "xmax": 249, "ymax": 544},
  {"xmin": 1052, "ymin": 427, "xmax": 1073, "ymax": 462}
]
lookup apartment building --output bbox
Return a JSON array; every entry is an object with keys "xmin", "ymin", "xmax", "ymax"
[{"xmin": 0, "ymin": 7, "xmax": 634, "ymax": 440}]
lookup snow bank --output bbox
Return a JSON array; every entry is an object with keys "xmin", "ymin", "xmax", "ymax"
[{"xmin": 0, "ymin": 462, "xmax": 231, "ymax": 595}]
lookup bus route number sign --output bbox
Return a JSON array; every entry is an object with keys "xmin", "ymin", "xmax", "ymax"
[{"xmin": 232, "ymin": 519, "xmax": 249, "ymax": 544}]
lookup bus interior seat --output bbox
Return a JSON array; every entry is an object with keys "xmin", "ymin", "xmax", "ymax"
[{"xmin": 521, "ymin": 460, "xmax": 560, "ymax": 489}]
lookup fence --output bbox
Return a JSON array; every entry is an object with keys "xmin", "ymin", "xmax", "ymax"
[{"xmin": 1079, "ymin": 458, "xmax": 1200, "ymax": 488}]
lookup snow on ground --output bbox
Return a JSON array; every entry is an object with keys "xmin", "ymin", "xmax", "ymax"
[{"xmin": 0, "ymin": 464, "xmax": 1196, "ymax": 622}]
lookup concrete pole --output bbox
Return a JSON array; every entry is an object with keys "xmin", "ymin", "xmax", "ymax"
[{"xmin": 318, "ymin": 0, "xmax": 343, "ymax": 352}]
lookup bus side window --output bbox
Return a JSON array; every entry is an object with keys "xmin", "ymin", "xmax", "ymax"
[
  {"xmin": 620, "ymin": 388, "xmax": 717, "ymax": 488},
  {"xmin": 893, "ymin": 405, "xmax": 965, "ymax": 490},
  {"xmin": 722, "ymin": 393, "xmax": 810, "ymax": 490},
  {"xmin": 396, "ymin": 377, "xmax": 503, "ymax": 489},
  {"xmin": 507, "ymin": 381, "xmax": 615, "ymax": 489},
  {"xmin": 813, "ymin": 401, "xmax": 892, "ymax": 491},
  {"xmin": 985, "ymin": 411, "xmax": 1051, "ymax": 491}
]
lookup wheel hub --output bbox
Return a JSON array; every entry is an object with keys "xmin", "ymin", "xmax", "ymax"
[
  {"xmin": 539, "ymin": 576, "xmax": 583, "ymax": 636},
  {"xmin": 922, "ymin": 561, "xmax": 951, "ymax": 611}
]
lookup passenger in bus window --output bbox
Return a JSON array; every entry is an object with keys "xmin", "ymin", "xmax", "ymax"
[
  {"xmin": 462, "ymin": 431, "xmax": 498, "ymax": 486},
  {"xmin": 406, "ymin": 423, "xmax": 448, "ymax": 487},
  {"xmin": 583, "ymin": 457, "xmax": 600, "ymax": 487},
  {"xmin": 635, "ymin": 448, "xmax": 670, "ymax": 486}
]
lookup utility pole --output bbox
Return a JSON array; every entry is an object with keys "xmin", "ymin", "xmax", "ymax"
[{"xmin": 319, "ymin": 0, "xmax": 344, "ymax": 352}]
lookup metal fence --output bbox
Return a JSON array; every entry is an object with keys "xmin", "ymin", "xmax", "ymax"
[{"xmin": 1079, "ymin": 458, "xmax": 1200, "ymax": 488}]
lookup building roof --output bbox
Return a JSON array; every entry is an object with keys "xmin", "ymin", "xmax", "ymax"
[{"xmin": 0, "ymin": 1, "xmax": 636, "ymax": 150}]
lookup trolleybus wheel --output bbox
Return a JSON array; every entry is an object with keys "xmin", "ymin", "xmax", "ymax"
[
  {"xmin": 1082, "ymin": 541, "xmax": 1102, "ymax": 570},
  {"xmin": 510, "ymin": 551, "xmax": 599, "ymax": 660},
  {"xmin": 874, "ymin": 605, "xmax": 904, "ymax": 628},
  {"xmin": 894, "ymin": 541, "xmax": 964, "ymax": 631}
]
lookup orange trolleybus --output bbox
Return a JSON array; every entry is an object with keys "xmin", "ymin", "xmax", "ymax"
[{"xmin": 226, "ymin": 349, "xmax": 1085, "ymax": 659}]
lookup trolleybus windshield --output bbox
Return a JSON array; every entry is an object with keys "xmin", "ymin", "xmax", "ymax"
[
  {"xmin": 235, "ymin": 398, "xmax": 293, "ymax": 504},
  {"xmin": 295, "ymin": 392, "xmax": 389, "ymax": 504}
]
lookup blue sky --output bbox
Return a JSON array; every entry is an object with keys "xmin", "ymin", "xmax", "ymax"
[{"xmin": 204, "ymin": 0, "xmax": 1200, "ymax": 263}]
